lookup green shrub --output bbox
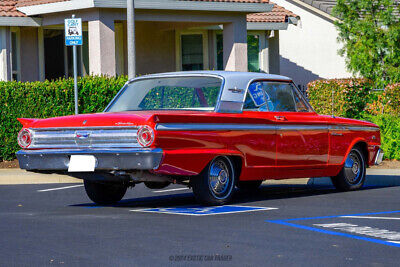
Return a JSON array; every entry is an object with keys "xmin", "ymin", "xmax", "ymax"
[
  {"xmin": 363, "ymin": 115, "xmax": 400, "ymax": 160},
  {"xmin": 307, "ymin": 78, "xmax": 374, "ymax": 118},
  {"xmin": 0, "ymin": 76, "xmax": 127, "ymax": 161},
  {"xmin": 366, "ymin": 83, "xmax": 400, "ymax": 116}
]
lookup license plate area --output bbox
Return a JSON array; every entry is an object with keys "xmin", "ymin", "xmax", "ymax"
[{"xmin": 68, "ymin": 155, "xmax": 97, "ymax": 172}]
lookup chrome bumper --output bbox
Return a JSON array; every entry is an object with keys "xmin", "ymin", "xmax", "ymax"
[
  {"xmin": 16, "ymin": 148, "xmax": 163, "ymax": 171},
  {"xmin": 374, "ymin": 148, "xmax": 384, "ymax": 165}
]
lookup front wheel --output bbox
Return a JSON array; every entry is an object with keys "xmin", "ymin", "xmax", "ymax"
[
  {"xmin": 330, "ymin": 147, "xmax": 366, "ymax": 191},
  {"xmin": 191, "ymin": 156, "xmax": 236, "ymax": 206},
  {"xmin": 84, "ymin": 180, "xmax": 128, "ymax": 205}
]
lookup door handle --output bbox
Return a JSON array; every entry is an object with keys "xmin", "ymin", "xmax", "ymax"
[{"xmin": 274, "ymin": 116, "xmax": 287, "ymax": 121}]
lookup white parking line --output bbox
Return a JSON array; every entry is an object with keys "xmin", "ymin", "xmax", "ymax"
[
  {"xmin": 37, "ymin": 184, "xmax": 84, "ymax": 192},
  {"xmin": 153, "ymin": 187, "xmax": 190, "ymax": 193},
  {"xmin": 341, "ymin": 216, "xmax": 400, "ymax": 220}
]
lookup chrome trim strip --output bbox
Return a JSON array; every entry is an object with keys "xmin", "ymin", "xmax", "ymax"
[
  {"xmin": 156, "ymin": 123, "xmax": 380, "ymax": 132},
  {"xmin": 31, "ymin": 126, "xmax": 139, "ymax": 131},
  {"xmin": 28, "ymin": 127, "xmax": 140, "ymax": 149},
  {"xmin": 156, "ymin": 123, "xmax": 276, "ymax": 131}
]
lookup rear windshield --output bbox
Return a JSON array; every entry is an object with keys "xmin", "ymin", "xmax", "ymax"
[{"xmin": 106, "ymin": 76, "xmax": 222, "ymax": 112}]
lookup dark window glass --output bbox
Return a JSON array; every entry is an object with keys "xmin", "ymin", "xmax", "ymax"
[{"xmin": 181, "ymin": 34, "xmax": 203, "ymax": 71}]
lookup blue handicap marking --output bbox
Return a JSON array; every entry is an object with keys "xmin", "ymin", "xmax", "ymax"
[
  {"xmin": 132, "ymin": 205, "xmax": 277, "ymax": 216},
  {"xmin": 266, "ymin": 210, "xmax": 400, "ymax": 248}
]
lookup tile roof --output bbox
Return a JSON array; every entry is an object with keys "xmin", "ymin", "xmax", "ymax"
[
  {"xmin": 297, "ymin": 0, "xmax": 336, "ymax": 15},
  {"xmin": 0, "ymin": 1, "xmax": 25, "ymax": 17},
  {"xmin": 247, "ymin": 3, "xmax": 299, "ymax": 23}
]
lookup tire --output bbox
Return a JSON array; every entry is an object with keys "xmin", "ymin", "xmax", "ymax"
[
  {"xmin": 330, "ymin": 147, "xmax": 366, "ymax": 191},
  {"xmin": 84, "ymin": 180, "xmax": 128, "ymax": 205},
  {"xmin": 191, "ymin": 156, "xmax": 236, "ymax": 206},
  {"xmin": 237, "ymin": 180, "xmax": 263, "ymax": 192}
]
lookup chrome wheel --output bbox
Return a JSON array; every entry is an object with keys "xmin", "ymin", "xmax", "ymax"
[
  {"xmin": 344, "ymin": 150, "xmax": 364, "ymax": 185},
  {"xmin": 208, "ymin": 157, "xmax": 234, "ymax": 200}
]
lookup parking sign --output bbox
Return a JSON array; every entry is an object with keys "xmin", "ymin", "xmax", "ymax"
[{"xmin": 65, "ymin": 18, "xmax": 82, "ymax": 46}]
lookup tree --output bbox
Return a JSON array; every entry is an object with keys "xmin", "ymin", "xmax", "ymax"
[{"xmin": 333, "ymin": 0, "xmax": 400, "ymax": 87}]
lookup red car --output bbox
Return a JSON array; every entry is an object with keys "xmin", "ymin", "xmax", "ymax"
[{"xmin": 17, "ymin": 71, "xmax": 384, "ymax": 206}]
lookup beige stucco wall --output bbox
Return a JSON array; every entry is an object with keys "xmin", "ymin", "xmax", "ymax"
[
  {"xmin": 20, "ymin": 27, "xmax": 40, "ymax": 82},
  {"xmin": 134, "ymin": 21, "xmax": 176, "ymax": 75},
  {"xmin": 272, "ymin": 0, "xmax": 353, "ymax": 87}
]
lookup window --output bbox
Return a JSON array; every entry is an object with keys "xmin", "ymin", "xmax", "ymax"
[
  {"xmin": 245, "ymin": 81, "xmax": 311, "ymax": 112},
  {"xmin": 106, "ymin": 76, "xmax": 222, "ymax": 112},
  {"xmin": 11, "ymin": 29, "xmax": 20, "ymax": 81},
  {"xmin": 247, "ymin": 34, "xmax": 260, "ymax": 72}
]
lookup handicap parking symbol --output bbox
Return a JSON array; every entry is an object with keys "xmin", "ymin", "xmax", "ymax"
[{"xmin": 132, "ymin": 205, "xmax": 278, "ymax": 216}]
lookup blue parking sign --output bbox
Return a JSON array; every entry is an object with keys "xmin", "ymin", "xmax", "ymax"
[
  {"xmin": 65, "ymin": 18, "xmax": 82, "ymax": 46},
  {"xmin": 132, "ymin": 205, "xmax": 277, "ymax": 216}
]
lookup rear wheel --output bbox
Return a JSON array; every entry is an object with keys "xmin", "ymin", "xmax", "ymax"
[
  {"xmin": 84, "ymin": 180, "xmax": 128, "ymax": 205},
  {"xmin": 191, "ymin": 156, "xmax": 236, "ymax": 206},
  {"xmin": 330, "ymin": 147, "xmax": 366, "ymax": 191},
  {"xmin": 237, "ymin": 180, "xmax": 263, "ymax": 192}
]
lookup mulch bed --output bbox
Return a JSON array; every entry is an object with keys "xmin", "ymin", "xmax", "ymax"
[{"xmin": 0, "ymin": 160, "xmax": 19, "ymax": 169}]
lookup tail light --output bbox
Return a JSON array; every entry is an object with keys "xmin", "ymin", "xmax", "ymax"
[
  {"xmin": 137, "ymin": 126, "xmax": 155, "ymax": 147},
  {"xmin": 18, "ymin": 129, "xmax": 32, "ymax": 149}
]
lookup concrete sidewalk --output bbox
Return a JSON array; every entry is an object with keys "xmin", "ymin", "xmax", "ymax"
[
  {"xmin": 0, "ymin": 168, "xmax": 398, "ymax": 186},
  {"xmin": 0, "ymin": 169, "xmax": 82, "ymax": 185}
]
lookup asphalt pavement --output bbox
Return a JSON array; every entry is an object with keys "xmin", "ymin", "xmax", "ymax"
[{"xmin": 0, "ymin": 168, "xmax": 399, "ymax": 266}]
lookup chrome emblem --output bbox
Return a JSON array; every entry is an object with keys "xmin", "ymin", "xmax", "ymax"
[
  {"xmin": 82, "ymin": 120, "xmax": 87, "ymax": 125},
  {"xmin": 75, "ymin": 131, "xmax": 91, "ymax": 139}
]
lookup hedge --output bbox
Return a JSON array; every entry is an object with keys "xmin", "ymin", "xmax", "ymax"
[
  {"xmin": 366, "ymin": 83, "xmax": 400, "ymax": 116},
  {"xmin": 308, "ymin": 78, "xmax": 400, "ymax": 160},
  {"xmin": 0, "ymin": 76, "xmax": 127, "ymax": 161},
  {"xmin": 307, "ymin": 78, "xmax": 374, "ymax": 118},
  {"xmin": 364, "ymin": 115, "xmax": 400, "ymax": 161}
]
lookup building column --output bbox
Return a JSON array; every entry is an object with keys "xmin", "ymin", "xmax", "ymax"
[
  {"xmin": 223, "ymin": 16, "xmax": 247, "ymax": 72},
  {"xmin": 259, "ymin": 31, "xmax": 270, "ymax": 73},
  {"xmin": 268, "ymin": 30, "xmax": 280, "ymax": 75},
  {"xmin": 0, "ymin": 27, "xmax": 11, "ymax": 81},
  {"xmin": 88, "ymin": 12, "xmax": 116, "ymax": 76}
]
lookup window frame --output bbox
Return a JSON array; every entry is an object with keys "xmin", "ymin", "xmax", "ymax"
[
  {"xmin": 244, "ymin": 80, "xmax": 315, "ymax": 113},
  {"xmin": 175, "ymin": 30, "xmax": 209, "ymax": 71}
]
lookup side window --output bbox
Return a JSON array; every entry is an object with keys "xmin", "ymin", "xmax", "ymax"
[{"xmin": 244, "ymin": 81, "xmax": 311, "ymax": 112}]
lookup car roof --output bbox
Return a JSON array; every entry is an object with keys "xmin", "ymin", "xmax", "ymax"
[{"xmin": 129, "ymin": 71, "xmax": 292, "ymax": 83}]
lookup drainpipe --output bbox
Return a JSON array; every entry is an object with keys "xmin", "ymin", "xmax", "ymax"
[{"xmin": 127, "ymin": 0, "xmax": 136, "ymax": 79}]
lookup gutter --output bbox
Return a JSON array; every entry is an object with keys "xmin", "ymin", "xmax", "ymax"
[
  {"xmin": 18, "ymin": 0, "xmax": 273, "ymax": 16},
  {"xmin": 0, "ymin": 17, "xmax": 42, "ymax": 27}
]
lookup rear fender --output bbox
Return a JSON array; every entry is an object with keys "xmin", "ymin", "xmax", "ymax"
[{"xmin": 154, "ymin": 149, "xmax": 245, "ymax": 176}]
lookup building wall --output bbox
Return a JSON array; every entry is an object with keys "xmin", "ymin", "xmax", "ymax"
[
  {"xmin": 135, "ymin": 21, "xmax": 176, "ymax": 75},
  {"xmin": 272, "ymin": 0, "xmax": 353, "ymax": 87},
  {"xmin": 20, "ymin": 27, "xmax": 40, "ymax": 82}
]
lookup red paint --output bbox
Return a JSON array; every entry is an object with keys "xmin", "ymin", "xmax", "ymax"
[{"xmin": 18, "ymin": 109, "xmax": 381, "ymax": 181}]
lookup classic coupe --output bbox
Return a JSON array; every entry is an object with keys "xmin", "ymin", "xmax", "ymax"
[{"xmin": 17, "ymin": 71, "xmax": 384, "ymax": 205}]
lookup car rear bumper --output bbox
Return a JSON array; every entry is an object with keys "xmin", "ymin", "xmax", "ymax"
[
  {"xmin": 16, "ymin": 148, "xmax": 163, "ymax": 171},
  {"xmin": 374, "ymin": 148, "xmax": 384, "ymax": 165}
]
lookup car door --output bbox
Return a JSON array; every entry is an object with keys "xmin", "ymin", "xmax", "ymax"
[
  {"xmin": 232, "ymin": 83, "xmax": 277, "ymax": 180},
  {"xmin": 260, "ymin": 81, "xmax": 329, "ymax": 174}
]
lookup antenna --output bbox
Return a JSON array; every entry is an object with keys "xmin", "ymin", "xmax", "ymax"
[{"xmin": 331, "ymin": 86, "xmax": 334, "ymax": 118}]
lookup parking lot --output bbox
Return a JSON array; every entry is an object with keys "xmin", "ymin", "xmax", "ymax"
[{"xmin": 0, "ymin": 169, "xmax": 400, "ymax": 266}]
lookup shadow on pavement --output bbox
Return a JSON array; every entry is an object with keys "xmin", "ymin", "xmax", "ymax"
[{"xmin": 70, "ymin": 174, "xmax": 400, "ymax": 209}]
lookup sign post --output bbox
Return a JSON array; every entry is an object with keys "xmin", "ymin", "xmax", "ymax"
[{"xmin": 65, "ymin": 15, "xmax": 82, "ymax": 115}]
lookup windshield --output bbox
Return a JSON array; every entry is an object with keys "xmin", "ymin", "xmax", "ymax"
[{"xmin": 106, "ymin": 76, "xmax": 222, "ymax": 112}]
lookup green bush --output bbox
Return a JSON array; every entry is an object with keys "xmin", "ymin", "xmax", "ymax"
[
  {"xmin": 363, "ymin": 115, "xmax": 400, "ymax": 160},
  {"xmin": 0, "ymin": 76, "xmax": 127, "ymax": 161},
  {"xmin": 307, "ymin": 78, "xmax": 374, "ymax": 118},
  {"xmin": 366, "ymin": 83, "xmax": 400, "ymax": 116}
]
